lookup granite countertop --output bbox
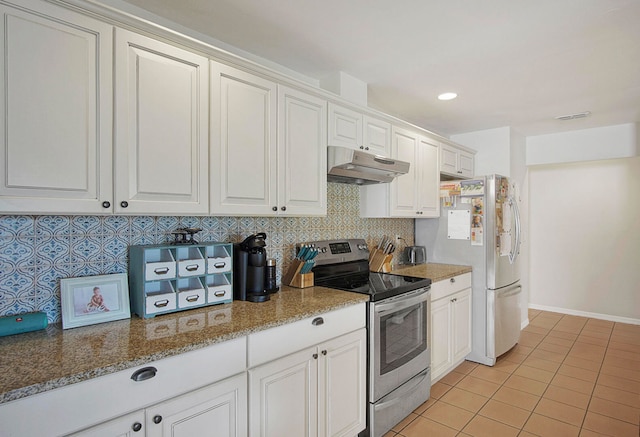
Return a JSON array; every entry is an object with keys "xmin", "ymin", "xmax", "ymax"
[
  {"xmin": 0, "ymin": 285, "xmax": 368, "ymax": 405},
  {"xmin": 392, "ymin": 262, "xmax": 472, "ymax": 282}
]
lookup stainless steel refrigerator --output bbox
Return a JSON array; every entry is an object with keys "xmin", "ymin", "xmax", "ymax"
[{"xmin": 415, "ymin": 174, "xmax": 522, "ymax": 366}]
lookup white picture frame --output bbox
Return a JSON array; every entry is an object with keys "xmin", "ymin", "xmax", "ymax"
[{"xmin": 60, "ymin": 273, "xmax": 131, "ymax": 329}]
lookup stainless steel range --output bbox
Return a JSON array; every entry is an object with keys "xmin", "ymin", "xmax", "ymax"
[{"xmin": 301, "ymin": 239, "xmax": 432, "ymax": 437}]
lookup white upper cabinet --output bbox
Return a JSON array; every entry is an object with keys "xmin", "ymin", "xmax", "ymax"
[
  {"xmin": 360, "ymin": 127, "xmax": 439, "ymax": 218},
  {"xmin": 440, "ymin": 142, "xmax": 475, "ymax": 179},
  {"xmin": 328, "ymin": 103, "xmax": 391, "ymax": 155},
  {"xmin": 210, "ymin": 63, "xmax": 278, "ymax": 216},
  {"xmin": 277, "ymin": 86, "xmax": 327, "ymax": 216},
  {"xmin": 0, "ymin": 0, "xmax": 113, "ymax": 214},
  {"xmin": 211, "ymin": 63, "xmax": 326, "ymax": 216},
  {"xmin": 114, "ymin": 28, "xmax": 209, "ymax": 215}
]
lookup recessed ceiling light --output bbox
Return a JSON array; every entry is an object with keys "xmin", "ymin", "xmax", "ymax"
[{"xmin": 438, "ymin": 92, "xmax": 458, "ymax": 101}]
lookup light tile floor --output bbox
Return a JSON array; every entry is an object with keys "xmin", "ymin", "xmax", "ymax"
[{"xmin": 383, "ymin": 309, "xmax": 640, "ymax": 437}]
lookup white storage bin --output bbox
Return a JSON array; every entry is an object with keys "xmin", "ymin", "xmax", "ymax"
[
  {"xmin": 177, "ymin": 277, "xmax": 206, "ymax": 308},
  {"xmin": 145, "ymin": 281, "xmax": 177, "ymax": 315},
  {"xmin": 206, "ymin": 245, "xmax": 232, "ymax": 274},
  {"xmin": 206, "ymin": 274, "xmax": 232, "ymax": 304},
  {"xmin": 144, "ymin": 248, "xmax": 176, "ymax": 281},
  {"xmin": 176, "ymin": 247, "xmax": 205, "ymax": 277}
]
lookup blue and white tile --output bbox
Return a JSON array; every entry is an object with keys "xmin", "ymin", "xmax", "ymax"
[
  {"xmin": 102, "ymin": 234, "xmax": 128, "ymax": 261},
  {"xmin": 0, "ymin": 236, "xmax": 35, "ymax": 269},
  {"xmin": 255, "ymin": 217, "xmax": 270, "ymax": 230},
  {"xmin": 0, "ymin": 215, "xmax": 34, "ymax": 238},
  {"xmin": 35, "ymin": 216, "xmax": 70, "ymax": 237},
  {"xmin": 102, "ymin": 259, "xmax": 128, "ymax": 275},
  {"xmin": 221, "ymin": 217, "xmax": 239, "ymax": 233},
  {"xmin": 36, "ymin": 234, "xmax": 70, "ymax": 266},
  {"xmin": 131, "ymin": 216, "xmax": 156, "ymax": 234},
  {"xmin": 71, "ymin": 216, "xmax": 102, "ymax": 235},
  {"xmin": 71, "ymin": 235, "xmax": 102, "ymax": 264},
  {"xmin": 36, "ymin": 265, "xmax": 68, "ymax": 296},
  {"xmin": 200, "ymin": 216, "xmax": 220, "ymax": 232},
  {"xmin": 157, "ymin": 216, "xmax": 180, "ymax": 233},
  {"xmin": 69, "ymin": 262, "xmax": 103, "ymax": 278},
  {"xmin": 103, "ymin": 216, "xmax": 130, "ymax": 235},
  {"xmin": 0, "ymin": 267, "xmax": 35, "ymax": 300},
  {"xmin": 179, "ymin": 216, "xmax": 201, "ymax": 229},
  {"xmin": 0, "ymin": 296, "xmax": 36, "ymax": 317},
  {"xmin": 35, "ymin": 293, "xmax": 61, "ymax": 323},
  {"xmin": 239, "ymin": 217, "xmax": 255, "ymax": 234},
  {"xmin": 130, "ymin": 232, "xmax": 157, "ymax": 246}
]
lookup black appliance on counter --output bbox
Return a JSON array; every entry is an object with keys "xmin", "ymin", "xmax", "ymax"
[
  {"xmin": 233, "ymin": 233, "xmax": 277, "ymax": 302},
  {"xmin": 304, "ymin": 238, "xmax": 432, "ymax": 437}
]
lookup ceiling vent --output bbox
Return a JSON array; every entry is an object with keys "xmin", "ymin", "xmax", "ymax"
[{"xmin": 555, "ymin": 111, "xmax": 591, "ymax": 121}]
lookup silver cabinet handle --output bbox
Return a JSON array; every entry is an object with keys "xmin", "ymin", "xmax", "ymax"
[
  {"xmin": 154, "ymin": 299, "xmax": 169, "ymax": 308},
  {"xmin": 185, "ymin": 264, "xmax": 199, "ymax": 271}
]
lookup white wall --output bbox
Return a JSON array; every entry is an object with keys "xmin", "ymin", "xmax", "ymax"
[
  {"xmin": 527, "ymin": 123, "xmax": 639, "ymax": 165},
  {"xmin": 451, "ymin": 127, "xmax": 511, "ymax": 176},
  {"xmin": 528, "ymin": 157, "xmax": 640, "ymax": 323}
]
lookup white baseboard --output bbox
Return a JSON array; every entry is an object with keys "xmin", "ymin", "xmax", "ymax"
[
  {"xmin": 528, "ymin": 303, "xmax": 640, "ymax": 326},
  {"xmin": 521, "ymin": 318, "xmax": 530, "ymax": 330}
]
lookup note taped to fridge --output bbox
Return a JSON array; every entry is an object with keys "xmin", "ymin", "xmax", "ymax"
[{"xmin": 447, "ymin": 210, "xmax": 471, "ymax": 240}]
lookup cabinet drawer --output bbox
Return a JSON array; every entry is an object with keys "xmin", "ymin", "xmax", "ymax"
[
  {"xmin": 247, "ymin": 303, "xmax": 365, "ymax": 367},
  {"xmin": 430, "ymin": 273, "xmax": 472, "ymax": 301},
  {"xmin": 177, "ymin": 259, "xmax": 205, "ymax": 277},
  {"xmin": 207, "ymin": 256, "xmax": 232, "ymax": 273},
  {"xmin": 145, "ymin": 261, "xmax": 176, "ymax": 281},
  {"xmin": 146, "ymin": 292, "xmax": 177, "ymax": 315},
  {"xmin": 0, "ymin": 337, "xmax": 247, "ymax": 437}
]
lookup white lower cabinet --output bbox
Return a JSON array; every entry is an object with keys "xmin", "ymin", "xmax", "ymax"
[
  {"xmin": 70, "ymin": 373, "xmax": 247, "ymax": 437},
  {"xmin": 249, "ymin": 329, "xmax": 366, "ymax": 437},
  {"xmin": 430, "ymin": 273, "xmax": 472, "ymax": 383},
  {"xmin": 247, "ymin": 304, "xmax": 367, "ymax": 437}
]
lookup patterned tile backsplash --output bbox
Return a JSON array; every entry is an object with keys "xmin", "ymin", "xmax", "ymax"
[{"xmin": 0, "ymin": 183, "xmax": 414, "ymax": 323}]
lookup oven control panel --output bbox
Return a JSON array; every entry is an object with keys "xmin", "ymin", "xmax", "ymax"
[{"xmin": 297, "ymin": 239, "xmax": 369, "ymax": 265}]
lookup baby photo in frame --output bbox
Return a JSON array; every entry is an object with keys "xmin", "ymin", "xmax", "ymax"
[{"xmin": 61, "ymin": 273, "xmax": 131, "ymax": 329}]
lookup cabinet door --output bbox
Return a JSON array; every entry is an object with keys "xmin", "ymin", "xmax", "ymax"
[
  {"xmin": 0, "ymin": 0, "xmax": 113, "ymax": 214},
  {"xmin": 389, "ymin": 126, "xmax": 418, "ymax": 217},
  {"xmin": 363, "ymin": 116, "xmax": 391, "ymax": 155},
  {"xmin": 147, "ymin": 373, "xmax": 247, "ymax": 437},
  {"xmin": 458, "ymin": 150, "xmax": 475, "ymax": 178},
  {"xmin": 114, "ymin": 28, "xmax": 208, "ymax": 215},
  {"xmin": 452, "ymin": 288, "xmax": 472, "ymax": 363},
  {"xmin": 328, "ymin": 103, "xmax": 362, "ymax": 150},
  {"xmin": 249, "ymin": 347, "xmax": 318, "ymax": 437},
  {"xmin": 278, "ymin": 86, "xmax": 327, "ymax": 216},
  {"xmin": 211, "ymin": 63, "xmax": 277, "ymax": 216},
  {"xmin": 319, "ymin": 329, "xmax": 366, "ymax": 437},
  {"xmin": 430, "ymin": 297, "xmax": 452, "ymax": 382},
  {"xmin": 68, "ymin": 411, "xmax": 145, "ymax": 437},
  {"xmin": 416, "ymin": 136, "xmax": 440, "ymax": 217},
  {"xmin": 439, "ymin": 144, "xmax": 458, "ymax": 176}
]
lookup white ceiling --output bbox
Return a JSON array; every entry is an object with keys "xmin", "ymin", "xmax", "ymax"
[{"xmin": 120, "ymin": 0, "xmax": 640, "ymax": 138}]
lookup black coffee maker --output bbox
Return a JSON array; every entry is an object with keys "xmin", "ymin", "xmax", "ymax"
[{"xmin": 233, "ymin": 233, "xmax": 270, "ymax": 302}]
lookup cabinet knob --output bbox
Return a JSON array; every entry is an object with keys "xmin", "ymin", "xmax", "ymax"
[
  {"xmin": 101, "ymin": 201, "xmax": 111, "ymax": 208},
  {"xmin": 322, "ymin": 350, "xmax": 327, "ymax": 356},
  {"xmin": 153, "ymin": 415, "xmax": 163, "ymax": 424},
  {"xmin": 365, "ymin": 147, "xmax": 369, "ymax": 150},
  {"xmin": 272, "ymin": 206, "xmax": 278, "ymax": 211},
  {"xmin": 450, "ymin": 277, "xmax": 456, "ymax": 283},
  {"xmin": 120, "ymin": 201, "xmax": 129, "ymax": 208},
  {"xmin": 132, "ymin": 422, "xmax": 142, "ymax": 432},
  {"xmin": 313, "ymin": 353, "xmax": 318, "ymax": 359},
  {"xmin": 451, "ymin": 298, "xmax": 457, "ymax": 303},
  {"xmin": 457, "ymin": 170, "xmax": 463, "ymax": 174},
  {"xmin": 359, "ymin": 146, "xmax": 364, "ymax": 149},
  {"xmin": 281, "ymin": 206, "xmax": 286, "ymax": 211}
]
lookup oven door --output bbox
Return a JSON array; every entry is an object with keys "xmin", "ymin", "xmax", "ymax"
[{"xmin": 369, "ymin": 287, "xmax": 431, "ymax": 402}]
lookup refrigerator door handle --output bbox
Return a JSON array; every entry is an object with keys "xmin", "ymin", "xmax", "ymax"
[{"xmin": 508, "ymin": 196, "xmax": 522, "ymax": 265}]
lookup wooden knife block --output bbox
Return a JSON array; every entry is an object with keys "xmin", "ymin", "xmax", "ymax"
[
  {"xmin": 283, "ymin": 259, "xmax": 314, "ymax": 288},
  {"xmin": 369, "ymin": 248, "xmax": 393, "ymax": 273}
]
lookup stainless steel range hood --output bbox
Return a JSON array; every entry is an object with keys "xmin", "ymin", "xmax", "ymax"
[{"xmin": 327, "ymin": 146, "xmax": 410, "ymax": 185}]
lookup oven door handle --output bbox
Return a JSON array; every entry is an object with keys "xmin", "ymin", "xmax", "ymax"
[
  {"xmin": 375, "ymin": 288, "xmax": 429, "ymax": 315},
  {"xmin": 373, "ymin": 369, "xmax": 430, "ymax": 411}
]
